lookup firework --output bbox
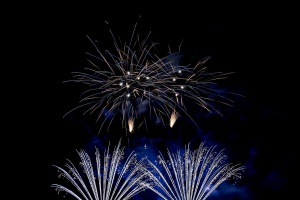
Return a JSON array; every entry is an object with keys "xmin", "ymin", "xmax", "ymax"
[
  {"xmin": 51, "ymin": 139, "xmax": 153, "ymax": 200},
  {"xmin": 146, "ymin": 142, "xmax": 246, "ymax": 200},
  {"xmin": 63, "ymin": 20, "xmax": 238, "ymax": 134}
]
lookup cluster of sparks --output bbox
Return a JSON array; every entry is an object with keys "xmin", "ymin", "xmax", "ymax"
[
  {"xmin": 147, "ymin": 142, "xmax": 246, "ymax": 200},
  {"xmin": 52, "ymin": 140, "xmax": 245, "ymax": 200},
  {"xmin": 63, "ymin": 21, "xmax": 237, "ymax": 134},
  {"xmin": 51, "ymin": 140, "xmax": 153, "ymax": 200}
]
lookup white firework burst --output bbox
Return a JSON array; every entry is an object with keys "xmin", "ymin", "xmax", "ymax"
[
  {"xmin": 51, "ymin": 139, "xmax": 153, "ymax": 200},
  {"xmin": 146, "ymin": 142, "xmax": 246, "ymax": 200},
  {"xmin": 63, "ymin": 20, "xmax": 238, "ymax": 134}
]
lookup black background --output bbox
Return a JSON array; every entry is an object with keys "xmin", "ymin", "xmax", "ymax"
[{"xmin": 13, "ymin": 2, "xmax": 297, "ymax": 200}]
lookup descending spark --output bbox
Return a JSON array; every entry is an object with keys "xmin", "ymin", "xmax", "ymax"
[
  {"xmin": 51, "ymin": 140, "xmax": 153, "ymax": 200},
  {"xmin": 63, "ymin": 20, "xmax": 239, "ymax": 134},
  {"xmin": 169, "ymin": 110, "xmax": 179, "ymax": 128},
  {"xmin": 146, "ymin": 142, "xmax": 246, "ymax": 200},
  {"xmin": 128, "ymin": 117, "xmax": 134, "ymax": 133}
]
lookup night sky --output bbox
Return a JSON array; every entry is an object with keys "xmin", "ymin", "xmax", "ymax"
[{"xmin": 18, "ymin": 3, "xmax": 296, "ymax": 200}]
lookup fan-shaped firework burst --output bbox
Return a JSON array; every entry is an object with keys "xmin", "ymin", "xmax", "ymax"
[
  {"xmin": 63, "ymin": 20, "xmax": 238, "ymax": 134},
  {"xmin": 146, "ymin": 142, "xmax": 246, "ymax": 200},
  {"xmin": 51, "ymin": 139, "xmax": 153, "ymax": 200}
]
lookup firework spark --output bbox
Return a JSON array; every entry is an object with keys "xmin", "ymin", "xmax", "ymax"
[
  {"xmin": 170, "ymin": 110, "xmax": 179, "ymax": 128},
  {"xmin": 146, "ymin": 142, "xmax": 246, "ymax": 200},
  {"xmin": 51, "ymin": 140, "xmax": 153, "ymax": 200},
  {"xmin": 63, "ymin": 20, "xmax": 238, "ymax": 134}
]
